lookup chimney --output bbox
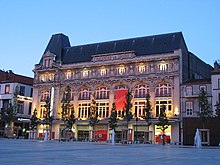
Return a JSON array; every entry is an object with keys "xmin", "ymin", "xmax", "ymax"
[{"xmin": 214, "ymin": 61, "xmax": 220, "ymax": 71}]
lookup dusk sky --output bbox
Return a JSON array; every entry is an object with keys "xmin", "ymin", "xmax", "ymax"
[{"xmin": 0, "ymin": 0, "xmax": 219, "ymax": 78}]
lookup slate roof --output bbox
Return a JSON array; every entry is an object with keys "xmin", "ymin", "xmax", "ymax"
[{"xmin": 41, "ymin": 32, "xmax": 186, "ymax": 64}]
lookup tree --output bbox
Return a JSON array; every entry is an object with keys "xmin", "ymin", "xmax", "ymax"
[
  {"xmin": 123, "ymin": 90, "xmax": 133, "ymax": 128},
  {"xmin": 61, "ymin": 85, "xmax": 76, "ymax": 134},
  {"xmin": 198, "ymin": 88, "xmax": 212, "ymax": 128},
  {"xmin": 44, "ymin": 97, "xmax": 54, "ymax": 140},
  {"xmin": 30, "ymin": 108, "xmax": 39, "ymax": 130},
  {"xmin": 215, "ymin": 101, "xmax": 220, "ymax": 118},
  {"xmin": 144, "ymin": 94, "xmax": 152, "ymax": 128},
  {"xmin": 89, "ymin": 99, "xmax": 99, "ymax": 127},
  {"xmin": 157, "ymin": 105, "xmax": 169, "ymax": 145},
  {"xmin": 89, "ymin": 98, "xmax": 99, "ymax": 141},
  {"xmin": 61, "ymin": 85, "xmax": 71, "ymax": 122},
  {"xmin": 29, "ymin": 108, "xmax": 39, "ymax": 139},
  {"xmin": 0, "ymin": 85, "xmax": 19, "ymax": 137},
  {"xmin": 65, "ymin": 108, "xmax": 76, "ymax": 131},
  {"xmin": 109, "ymin": 103, "xmax": 118, "ymax": 131}
]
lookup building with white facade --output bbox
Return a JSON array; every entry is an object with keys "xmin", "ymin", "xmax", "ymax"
[{"xmin": 0, "ymin": 70, "xmax": 33, "ymax": 138}]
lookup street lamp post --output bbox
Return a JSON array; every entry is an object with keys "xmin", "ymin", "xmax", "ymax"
[{"xmin": 136, "ymin": 117, "xmax": 138, "ymax": 143}]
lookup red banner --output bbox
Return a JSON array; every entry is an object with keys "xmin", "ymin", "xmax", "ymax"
[
  {"xmin": 115, "ymin": 89, "xmax": 128, "ymax": 110},
  {"xmin": 95, "ymin": 130, "xmax": 107, "ymax": 142}
]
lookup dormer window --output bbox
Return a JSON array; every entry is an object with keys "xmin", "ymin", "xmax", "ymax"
[
  {"xmin": 43, "ymin": 51, "xmax": 55, "ymax": 68},
  {"xmin": 45, "ymin": 59, "xmax": 49, "ymax": 68}
]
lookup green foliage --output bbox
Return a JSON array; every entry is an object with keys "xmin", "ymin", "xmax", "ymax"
[
  {"xmin": 124, "ymin": 90, "xmax": 133, "ymax": 127},
  {"xmin": 0, "ymin": 85, "xmax": 19, "ymax": 125},
  {"xmin": 43, "ymin": 97, "xmax": 54, "ymax": 125},
  {"xmin": 30, "ymin": 108, "xmax": 39, "ymax": 130},
  {"xmin": 215, "ymin": 102, "xmax": 220, "ymax": 118},
  {"xmin": 198, "ymin": 88, "xmax": 212, "ymax": 127},
  {"xmin": 65, "ymin": 108, "xmax": 76, "ymax": 131},
  {"xmin": 89, "ymin": 99, "xmax": 99, "ymax": 126},
  {"xmin": 144, "ymin": 94, "xmax": 152, "ymax": 126},
  {"xmin": 157, "ymin": 105, "xmax": 169, "ymax": 133},
  {"xmin": 61, "ymin": 85, "xmax": 72, "ymax": 121},
  {"xmin": 0, "ymin": 104, "xmax": 15, "ymax": 125},
  {"xmin": 109, "ymin": 103, "xmax": 118, "ymax": 131}
]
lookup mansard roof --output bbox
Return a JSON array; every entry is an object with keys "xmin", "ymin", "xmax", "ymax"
[{"xmin": 40, "ymin": 32, "xmax": 187, "ymax": 64}]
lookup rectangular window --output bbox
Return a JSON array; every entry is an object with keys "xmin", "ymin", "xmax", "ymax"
[
  {"xmin": 28, "ymin": 103, "xmax": 32, "ymax": 115},
  {"xmin": 218, "ymin": 79, "xmax": 220, "ymax": 89},
  {"xmin": 40, "ymin": 104, "xmax": 47, "ymax": 118},
  {"xmin": 30, "ymin": 88, "xmax": 33, "ymax": 97},
  {"xmin": 5, "ymin": 84, "xmax": 10, "ymax": 94},
  {"xmin": 97, "ymin": 102, "xmax": 109, "ymax": 118},
  {"xmin": 155, "ymin": 100, "xmax": 172, "ymax": 117},
  {"xmin": 134, "ymin": 101, "xmax": 146, "ymax": 118},
  {"xmin": 2, "ymin": 99, "xmax": 10, "ymax": 109},
  {"xmin": 218, "ymin": 93, "xmax": 220, "ymax": 103},
  {"xmin": 18, "ymin": 101, "xmax": 24, "ymax": 114},
  {"xmin": 186, "ymin": 101, "xmax": 193, "ymax": 116},
  {"xmin": 45, "ymin": 59, "xmax": 49, "ymax": 68},
  {"xmin": 186, "ymin": 86, "xmax": 192, "ymax": 96},
  {"xmin": 19, "ymin": 86, "xmax": 25, "ymax": 96},
  {"xmin": 78, "ymin": 103, "xmax": 90, "ymax": 118}
]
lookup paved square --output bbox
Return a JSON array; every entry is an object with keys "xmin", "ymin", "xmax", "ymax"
[{"xmin": 0, "ymin": 139, "xmax": 220, "ymax": 165}]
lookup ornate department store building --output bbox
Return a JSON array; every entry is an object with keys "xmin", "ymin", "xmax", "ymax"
[{"xmin": 32, "ymin": 32, "xmax": 212, "ymax": 143}]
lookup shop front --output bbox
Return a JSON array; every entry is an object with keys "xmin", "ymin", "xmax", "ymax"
[
  {"xmin": 155, "ymin": 125, "xmax": 171, "ymax": 144},
  {"xmin": 93, "ymin": 124, "xmax": 108, "ymax": 142}
]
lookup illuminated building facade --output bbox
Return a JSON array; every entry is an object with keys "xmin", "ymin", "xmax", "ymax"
[{"xmin": 32, "ymin": 32, "xmax": 212, "ymax": 143}]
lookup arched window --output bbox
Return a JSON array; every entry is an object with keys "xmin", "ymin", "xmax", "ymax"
[
  {"xmin": 40, "ymin": 90, "xmax": 50, "ymax": 101},
  {"xmin": 155, "ymin": 83, "xmax": 172, "ymax": 97},
  {"xmin": 134, "ymin": 85, "xmax": 149, "ymax": 98},
  {"xmin": 78, "ymin": 88, "xmax": 91, "ymax": 100},
  {"xmin": 118, "ymin": 66, "xmax": 126, "ymax": 75},
  {"xmin": 100, "ymin": 68, "xmax": 107, "ymax": 76},
  {"xmin": 138, "ymin": 65, "xmax": 146, "ymax": 73},
  {"xmin": 96, "ymin": 87, "xmax": 110, "ymax": 99},
  {"xmin": 65, "ymin": 71, "xmax": 72, "ymax": 80}
]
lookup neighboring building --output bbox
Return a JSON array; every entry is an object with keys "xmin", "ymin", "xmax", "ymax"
[
  {"xmin": 181, "ymin": 78, "xmax": 212, "ymax": 118},
  {"xmin": 0, "ymin": 70, "xmax": 33, "ymax": 138},
  {"xmin": 211, "ymin": 61, "xmax": 220, "ymax": 114},
  {"xmin": 32, "ymin": 32, "xmax": 212, "ymax": 143},
  {"xmin": 181, "ymin": 78, "xmax": 212, "ymax": 145}
]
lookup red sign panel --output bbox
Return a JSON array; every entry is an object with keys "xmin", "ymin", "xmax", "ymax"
[{"xmin": 115, "ymin": 89, "xmax": 128, "ymax": 110}]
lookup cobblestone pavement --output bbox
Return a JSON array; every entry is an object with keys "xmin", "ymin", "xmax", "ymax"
[{"xmin": 0, "ymin": 139, "xmax": 220, "ymax": 165}]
